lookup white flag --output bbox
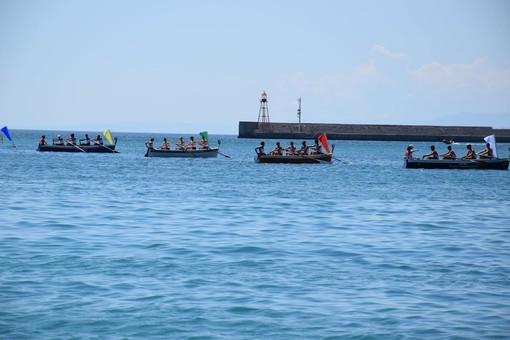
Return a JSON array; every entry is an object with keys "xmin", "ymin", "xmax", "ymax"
[{"xmin": 483, "ymin": 134, "xmax": 498, "ymax": 158}]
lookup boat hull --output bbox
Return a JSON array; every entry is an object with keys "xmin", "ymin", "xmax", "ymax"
[
  {"xmin": 404, "ymin": 158, "xmax": 509, "ymax": 170},
  {"xmin": 37, "ymin": 144, "xmax": 117, "ymax": 153},
  {"xmin": 255, "ymin": 153, "xmax": 333, "ymax": 164},
  {"xmin": 146, "ymin": 147, "xmax": 219, "ymax": 158}
]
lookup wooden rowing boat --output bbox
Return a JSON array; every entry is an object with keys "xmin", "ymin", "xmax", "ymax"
[
  {"xmin": 404, "ymin": 158, "xmax": 509, "ymax": 170},
  {"xmin": 146, "ymin": 147, "xmax": 219, "ymax": 158},
  {"xmin": 37, "ymin": 143, "xmax": 117, "ymax": 153},
  {"xmin": 255, "ymin": 153, "xmax": 333, "ymax": 164}
]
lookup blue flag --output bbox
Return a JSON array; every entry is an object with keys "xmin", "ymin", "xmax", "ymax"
[{"xmin": 1, "ymin": 126, "xmax": 12, "ymax": 141}]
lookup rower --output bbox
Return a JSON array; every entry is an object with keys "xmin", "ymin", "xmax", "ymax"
[
  {"xmin": 440, "ymin": 145, "xmax": 457, "ymax": 159},
  {"xmin": 285, "ymin": 141, "xmax": 297, "ymax": 155},
  {"xmin": 39, "ymin": 135, "xmax": 48, "ymax": 146},
  {"xmin": 198, "ymin": 135, "xmax": 209, "ymax": 149},
  {"xmin": 93, "ymin": 135, "xmax": 103, "ymax": 145},
  {"xmin": 309, "ymin": 139, "xmax": 322, "ymax": 155},
  {"xmin": 477, "ymin": 143, "xmax": 494, "ymax": 159},
  {"xmin": 159, "ymin": 138, "xmax": 170, "ymax": 150},
  {"xmin": 269, "ymin": 142, "xmax": 283, "ymax": 155},
  {"xmin": 187, "ymin": 136, "xmax": 197, "ymax": 150},
  {"xmin": 54, "ymin": 134, "xmax": 64, "ymax": 145},
  {"xmin": 174, "ymin": 137, "xmax": 186, "ymax": 150},
  {"xmin": 66, "ymin": 133, "xmax": 76, "ymax": 146},
  {"xmin": 422, "ymin": 145, "xmax": 439, "ymax": 159},
  {"xmin": 461, "ymin": 144, "xmax": 477, "ymax": 159},
  {"xmin": 298, "ymin": 141, "xmax": 308, "ymax": 155},
  {"xmin": 79, "ymin": 134, "xmax": 91, "ymax": 146}
]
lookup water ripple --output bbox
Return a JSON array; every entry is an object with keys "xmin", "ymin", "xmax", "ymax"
[{"xmin": 1, "ymin": 133, "xmax": 510, "ymax": 338}]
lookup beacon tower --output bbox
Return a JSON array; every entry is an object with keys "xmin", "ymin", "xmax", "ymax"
[{"xmin": 257, "ymin": 91, "xmax": 270, "ymax": 129}]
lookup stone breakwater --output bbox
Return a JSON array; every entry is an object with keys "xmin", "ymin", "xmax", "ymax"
[{"xmin": 238, "ymin": 121, "xmax": 510, "ymax": 142}]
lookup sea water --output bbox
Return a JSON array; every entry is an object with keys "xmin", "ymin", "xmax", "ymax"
[{"xmin": 1, "ymin": 130, "xmax": 510, "ymax": 339}]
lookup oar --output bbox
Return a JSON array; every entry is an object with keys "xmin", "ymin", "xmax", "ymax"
[
  {"xmin": 170, "ymin": 142, "xmax": 198, "ymax": 157},
  {"xmin": 301, "ymin": 154, "xmax": 325, "ymax": 163},
  {"xmin": 216, "ymin": 140, "xmax": 231, "ymax": 158},
  {"xmin": 0, "ymin": 137, "xmax": 16, "ymax": 148},
  {"xmin": 66, "ymin": 141, "xmax": 86, "ymax": 153},
  {"xmin": 172, "ymin": 142, "xmax": 186, "ymax": 150},
  {"xmin": 92, "ymin": 139, "xmax": 119, "ymax": 153},
  {"xmin": 183, "ymin": 149, "xmax": 199, "ymax": 158},
  {"xmin": 304, "ymin": 151, "xmax": 344, "ymax": 164},
  {"xmin": 328, "ymin": 154, "xmax": 350, "ymax": 164}
]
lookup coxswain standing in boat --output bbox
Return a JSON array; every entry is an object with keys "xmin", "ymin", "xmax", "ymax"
[
  {"xmin": 298, "ymin": 141, "xmax": 309, "ymax": 155},
  {"xmin": 93, "ymin": 135, "xmax": 103, "ymax": 145},
  {"xmin": 39, "ymin": 135, "xmax": 48, "ymax": 146},
  {"xmin": 422, "ymin": 145, "xmax": 439, "ymax": 159},
  {"xmin": 477, "ymin": 143, "xmax": 494, "ymax": 159},
  {"xmin": 309, "ymin": 139, "xmax": 323, "ymax": 155},
  {"xmin": 159, "ymin": 138, "xmax": 170, "ymax": 150},
  {"xmin": 461, "ymin": 144, "xmax": 477, "ymax": 159},
  {"xmin": 54, "ymin": 134, "xmax": 64, "ymax": 145},
  {"xmin": 66, "ymin": 134, "xmax": 77, "ymax": 146},
  {"xmin": 284, "ymin": 141, "xmax": 297, "ymax": 155},
  {"xmin": 405, "ymin": 145, "xmax": 418, "ymax": 159},
  {"xmin": 268, "ymin": 142, "xmax": 283, "ymax": 155},
  {"xmin": 174, "ymin": 137, "xmax": 186, "ymax": 150},
  {"xmin": 80, "ymin": 134, "xmax": 91, "ymax": 146},
  {"xmin": 255, "ymin": 141, "xmax": 265, "ymax": 155},
  {"xmin": 440, "ymin": 145, "xmax": 457, "ymax": 159},
  {"xmin": 187, "ymin": 136, "xmax": 197, "ymax": 150},
  {"xmin": 145, "ymin": 138, "xmax": 154, "ymax": 149},
  {"xmin": 198, "ymin": 135, "xmax": 209, "ymax": 149}
]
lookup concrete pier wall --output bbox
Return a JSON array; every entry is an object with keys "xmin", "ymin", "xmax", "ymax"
[{"xmin": 238, "ymin": 121, "xmax": 510, "ymax": 142}]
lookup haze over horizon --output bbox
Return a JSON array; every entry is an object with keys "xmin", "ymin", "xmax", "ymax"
[{"xmin": 1, "ymin": 0, "xmax": 509, "ymax": 134}]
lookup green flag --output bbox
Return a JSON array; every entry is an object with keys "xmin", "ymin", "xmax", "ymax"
[{"xmin": 199, "ymin": 131, "xmax": 208, "ymax": 142}]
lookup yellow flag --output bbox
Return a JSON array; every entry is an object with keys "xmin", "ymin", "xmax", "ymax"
[{"xmin": 103, "ymin": 129, "xmax": 113, "ymax": 145}]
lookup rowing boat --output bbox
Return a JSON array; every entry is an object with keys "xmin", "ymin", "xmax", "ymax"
[
  {"xmin": 37, "ymin": 143, "xmax": 117, "ymax": 153},
  {"xmin": 404, "ymin": 158, "xmax": 509, "ymax": 170},
  {"xmin": 255, "ymin": 153, "xmax": 333, "ymax": 164},
  {"xmin": 146, "ymin": 147, "xmax": 219, "ymax": 158}
]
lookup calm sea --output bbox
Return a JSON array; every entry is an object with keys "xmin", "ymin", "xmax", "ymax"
[{"xmin": 1, "ymin": 129, "xmax": 510, "ymax": 339}]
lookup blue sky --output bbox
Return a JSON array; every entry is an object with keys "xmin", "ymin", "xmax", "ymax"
[{"xmin": 1, "ymin": 0, "xmax": 509, "ymax": 134}]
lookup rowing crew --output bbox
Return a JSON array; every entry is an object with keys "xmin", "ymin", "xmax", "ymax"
[
  {"xmin": 255, "ymin": 139, "xmax": 324, "ymax": 156},
  {"xmin": 405, "ymin": 143, "xmax": 495, "ymax": 160},
  {"xmin": 39, "ymin": 133, "xmax": 104, "ymax": 146},
  {"xmin": 146, "ymin": 135, "xmax": 209, "ymax": 150}
]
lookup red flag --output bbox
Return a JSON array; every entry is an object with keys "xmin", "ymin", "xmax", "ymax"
[{"xmin": 317, "ymin": 133, "xmax": 330, "ymax": 153}]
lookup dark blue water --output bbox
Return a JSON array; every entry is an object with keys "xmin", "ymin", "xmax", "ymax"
[{"xmin": 1, "ymin": 130, "xmax": 510, "ymax": 339}]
